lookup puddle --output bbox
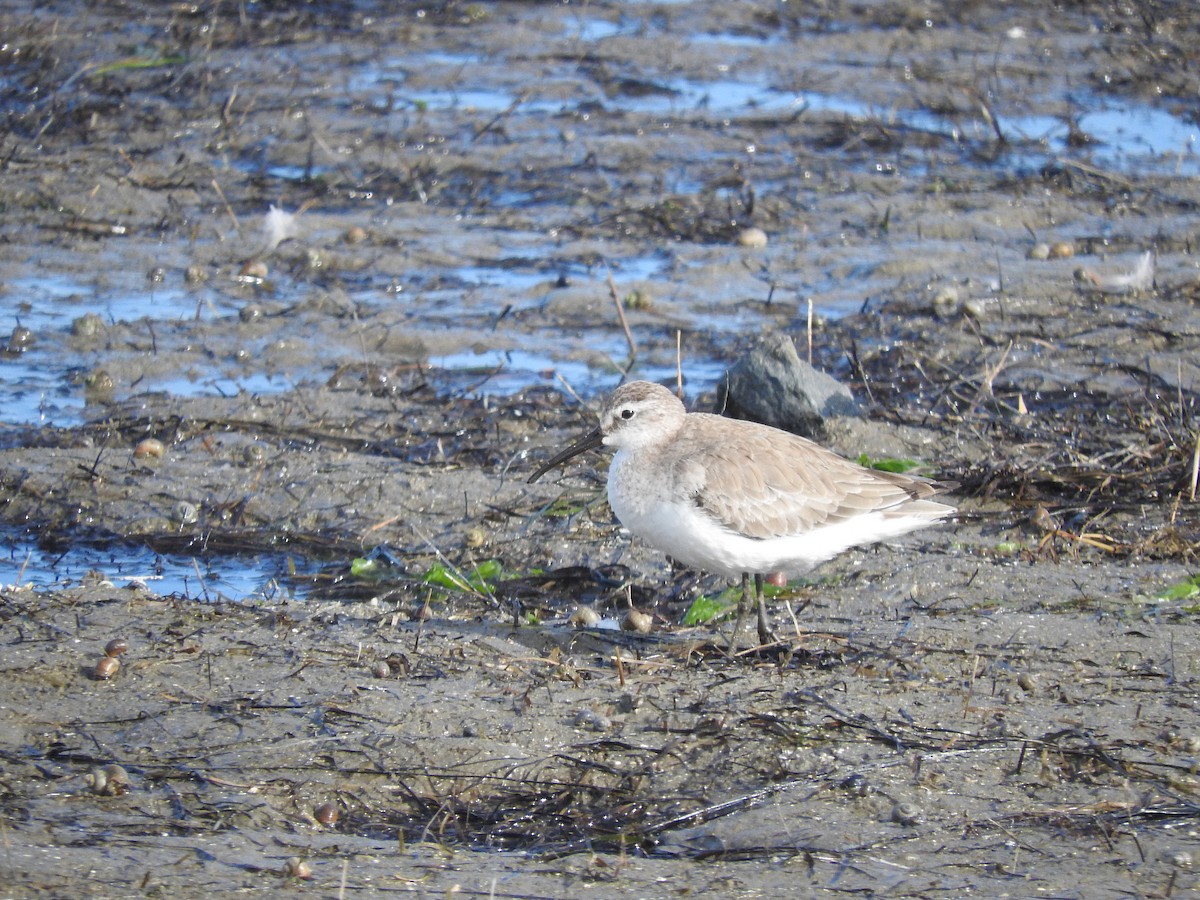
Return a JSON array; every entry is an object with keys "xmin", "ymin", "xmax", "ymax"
[
  {"xmin": 433, "ymin": 347, "xmax": 729, "ymax": 397},
  {"xmin": 0, "ymin": 251, "xmax": 684, "ymax": 429},
  {"xmin": 449, "ymin": 251, "xmax": 664, "ymax": 290},
  {"xmin": 0, "ymin": 347, "xmax": 306, "ymax": 428},
  {"xmin": 352, "ymin": 40, "xmax": 1200, "ymax": 175},
  {"xmin": 0, "ymin": 273, "xmax": 301, "ymax": 427},
  {"xmin": 0, "ymin": 354, "xmax": 83, "ymax": 426},
  {"xmin": 401, "ymin": 88, "xmax": 571, "ymax": 115},
  {"xmin": 0, "ymin": 527, "xmax": 307, "ymax": 603},
  {"xmin": 6, "ymin": 275, "xmax": 215, "ymax": 332},
  {"xmin": 1074, "ymin": 105, "xmax": 1197, "ymax": 171},
  {"xmin": 151, "ymin": 370, "xmax": 300, "ymax": 404},
  {"xmin": 562, "ymin": 17, "xmax": 629, "ymax": 43},
  {"xmin": 628, "ymin": 77, "xmax": 1200, "ymax": 174}
]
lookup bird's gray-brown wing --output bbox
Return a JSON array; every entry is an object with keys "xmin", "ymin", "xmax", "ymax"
[{"xmin": 672, "ymin": 414, "xmax": 948, "ymax": 540}]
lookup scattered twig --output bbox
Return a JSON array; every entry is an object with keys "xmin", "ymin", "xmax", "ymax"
[
  {"xmin": 967, "ymin": 340, "xmax": 1013, "ymax": 415},
  {"xmin": 675, "ymin": 329, "xmax": 683, "ymax": 397},
  {"xmin": 604, "ymin": 263, "xmax": 638, "ymax": 366},
  {"xmin": 210, "ymin": 178, "xmax": 239, "ymax": 233},
  {"xmin": 1190, "ymin": 431, "xmax": 1199, "ymax": 502},
  {"xmin": 15, "ymin": 550, "xmax": 32, "ymax": 584},
  {"xmin": 363, "ymin": 514, "xmax": 405, "ymax": 538},
  {"xmin": 554, "ymin": 372, "xmax": 585, "ymax": 407},
  {"xmin": 220, "ymin": 86, "xmax": 237, "ymax": 127},
  {"xmin": 472, "ymin": 92, "xmax": 528, "ymax": 142},
  {"xmin": 806, "ymin": 298, "xmax": 814, "ymax": 365},
  {"xmin": 191, "ymin": 557, "xmax": 211, "ymax": 603}
]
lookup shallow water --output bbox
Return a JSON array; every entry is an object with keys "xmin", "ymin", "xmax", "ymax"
[{"xmin": 0, "ymin": 525, "xmax": 305, "ymax": 601}]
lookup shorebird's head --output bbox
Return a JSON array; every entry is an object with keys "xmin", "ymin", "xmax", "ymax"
[
  {"xmin": 597, "ymin": 381, "xmax": 686, "ymax": 451},
  {"xmin": 526, "ymin": 381, "xmax": 685, "ymax": 482}
]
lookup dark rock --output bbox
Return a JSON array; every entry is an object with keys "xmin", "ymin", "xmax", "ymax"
[{"xmin": 719, "ymin": 332, "xmax": 858, "ymax": 439}]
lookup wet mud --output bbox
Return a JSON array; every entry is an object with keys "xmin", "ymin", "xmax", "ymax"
[{"xmin": 1, "ymin": 1, "xmax": 1199, "ymax": 897}]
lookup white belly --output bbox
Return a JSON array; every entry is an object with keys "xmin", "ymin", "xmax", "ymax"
[{"xmin": 607, "ymin": 450, "xmax": 938, "ymax": 578}]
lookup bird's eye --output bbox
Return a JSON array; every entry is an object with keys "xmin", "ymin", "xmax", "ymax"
[{"xmin": 620, "ymin": 408, "xmax": 635, "ymax": 420}]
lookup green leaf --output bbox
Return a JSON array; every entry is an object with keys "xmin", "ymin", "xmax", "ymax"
[
  {"xmin": 350, "ymin": 557, "xmax": 378, "ymax": 578},
  {"xmin": 1155, "ymin": 574, "xmax": 1200, "ymax": 602},
  {"xmin": 683, "ymin": 592, "xmax": 733, "ymax": 625},
  {"xmin": 423, "ymin": 559, "xmax": 507, "ymax": 592},
  {"xmin": 423, "ymin": 563, "xmax": 472, "ymax": 591},
  {"xmin": 857, "ymin": 453, "xmax": 925, "ymax": 474},
  {"xmin": 682, "ymin": 578, "xmax": 802, "ymax": 626},
  {"xmin": 472, "ymin": 559, "xmax": 504, "ymax": 583}
]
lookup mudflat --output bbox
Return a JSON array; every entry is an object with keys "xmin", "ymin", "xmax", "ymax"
[{"xmin": 1, "ymin": 2, "xmax": 1197, "ymax": 897}]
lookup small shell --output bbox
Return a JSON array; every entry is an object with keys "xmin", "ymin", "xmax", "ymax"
[
  {"xmin": 1028, "ymin": 506, "xmax": 1056, "ymax": 533},
  {"xmin": 344, "ymin": 225, "xmax": 368, "ymax": 244},
  {"xmin": 133, "ymin": 438, "xmax": 165, "ymax": 460},
  {"xmin": 104, "ymin": 638, "xmax": 130, "ymax": 658},
  {"xmin": 572, "ymin": 708, "xmax": 612, "ymax": 732},
  {"xmin": 931, "ymin": 287, "xmax": 960, "ymax": 319},
  {"xmin": 172, "ymin": 501, "xmax": 199, "ymax": 526},
  {"xmin": 369, "ymin": 660, "xmax": 391, "ymax": 679},
  {"xmin": 314, "ymin": 802, "xmax": 340, "ymax": 826},
  {"xmin": 86, "ymin": 763, "xmax": 131, "ymax": 796},
  {"xmin": 1168, "ymin": 849, "xmax": 1194, "ymax": 869},
  {"xmin": 962, "ymin": 298, "xmax": 989, "ymax": 320},
  {"xmin": 891, "ymin": 800, "xmax": 923, "ymax": 826},
  {"xmin": 570, "ymin": 606, "xmax": 601, "ymax": 628},
  {"xmin": 621, "ymin": 610, "xmax": 653, "ymax": 634},
  {"xmin": 1026, "ymin": 242, "xmax": 1051, "ymax": 260},
  {"xmin": 1048, "ymin": 241, "xmax": 1074, "ymax": 259},
  {"xmin": 93, "ymin": 656, "xmax": 121, "ymax": 680},
  {"xmin": 736, "ymin": 226, "xmax": 768, "ymax": 248},
  {"xmin": 282, "ymin": 858, "xmax": 313, "ymax": 879}
]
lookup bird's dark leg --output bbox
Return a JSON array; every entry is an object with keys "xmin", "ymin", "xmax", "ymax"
[
  {"xmin": 754, "ymin": 573, "xmax": 775, "ymax": 646},
  {"xmin": 727, "ymin": 572, "xmax": 755, "ymax": 654}
]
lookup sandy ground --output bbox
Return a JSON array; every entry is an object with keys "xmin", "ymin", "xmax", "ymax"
[{"xmin": 1, "ymin": 1, "xmax": 1199, "ymax": 897}]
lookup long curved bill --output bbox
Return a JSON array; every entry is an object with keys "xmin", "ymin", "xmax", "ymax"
[{"xmin": 527, "ymin": 426, "xmax": 604, "ymax": 483}]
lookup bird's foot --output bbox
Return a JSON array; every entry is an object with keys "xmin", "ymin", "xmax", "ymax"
[{"xmin": 756, "ymin": 620, "xmax": 777, "ymax": 647}]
